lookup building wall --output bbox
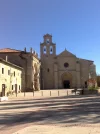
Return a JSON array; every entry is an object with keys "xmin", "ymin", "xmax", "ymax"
[
  {"xmin": 0, "ymin": 51, "xmax": 40, "ymax": 91},
  {"xmin": 0, "ymin": 53, "xmax": 26, "ymax": 90},
  {"xmin": 0, "ymin": 62, "xmax": 22, "ymax": 96}
]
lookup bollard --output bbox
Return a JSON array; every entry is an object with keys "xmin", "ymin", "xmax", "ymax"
[
  {"xmin": 67, "ymin": 90, "xmax": 68, "ymax": 96},
  {"xmin": 58, "ymin": 90, "xmax": 59, "ymax": 96},
  {"xmin": 33, "ymin": 90, "xmax": 34, "ymax": 97},
  {"xmin": 50, "ymin": 91, "xmax": 51, "ymax": 96},
  {"xmin": 24, "ymin": 92, "xmax": 25, "ymax": 97},
  {"xmin": 41, "ymin": 91, "xmax": 43, "ymax": 96}
]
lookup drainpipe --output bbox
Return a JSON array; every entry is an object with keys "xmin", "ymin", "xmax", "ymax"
[{"xmin": 19, "ymin": 51, "xmax": 27, "ymax": 96}]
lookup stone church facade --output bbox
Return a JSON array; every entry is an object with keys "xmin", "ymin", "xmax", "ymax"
[{"xmin": 40, "ymin": 34, "xmax": 96, "ymax": 89}]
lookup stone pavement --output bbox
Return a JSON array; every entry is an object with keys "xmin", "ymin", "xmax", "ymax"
[
  {"xmin": 13, "ymin": 125, "xmax": 100, "ymax": 134},
  {"xmin": 0, "ymin": 95, "xmax": 100, "ymax": 134}
]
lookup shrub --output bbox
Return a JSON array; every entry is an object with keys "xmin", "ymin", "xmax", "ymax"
[{"xmin": 88, "ymin": 86, "xmax": 99, "ymax": 90}]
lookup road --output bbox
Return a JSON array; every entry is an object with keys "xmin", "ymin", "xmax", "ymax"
[{"xmin": 0, "ymin": 95, "xmax": 100, "ymax": 134}]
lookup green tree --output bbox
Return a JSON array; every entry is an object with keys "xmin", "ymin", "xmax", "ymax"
[{"xmin": 97, "ymin": 74, "xmax": 100, "ymax": 87}]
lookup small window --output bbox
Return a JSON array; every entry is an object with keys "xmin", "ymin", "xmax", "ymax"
[
  {"xmin": 2, "ymin": 68, "xmax": 4, "ymax": 74},
  {"xmin": 19, "ymin": 85, "xmax": 20, "ymax": 90},
  {"xmin": 46, "ymin": 38, "xmax": 50, "ymax": 44},
  {"xmin": 8, "ymin": 70, "xmax": 10, "ymax": 75},
  {"xmin": 14, "ymin": 71, "xmax": 15, "ymax": 76},
  {"xmin": 47, "ymin": 68, "xmax": 50, "ymax": 72},
  {"xmin": 76, "ymin": 61, "xmax": 79, "ymax": 64},
  {"xmin": 12, "ymin": 85, "xmax": 13, "ymax": 90}
]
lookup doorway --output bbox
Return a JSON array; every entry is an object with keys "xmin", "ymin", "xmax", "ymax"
[
  {"xmin": 63, "ymin": 80, "xmax": 70, "ymax": 89},
  {"xmin": 85, "ymin": 81, "xmax": 87, "ymax": 88},
  {"xmin": 2, "ymin": 84, "xmax": 5, "ymax": 96},
  {"xmin": 15, "ymin": 84, "xmax": 17, "ymax": 94}
]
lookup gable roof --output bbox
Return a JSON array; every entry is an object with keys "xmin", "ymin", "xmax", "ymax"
[
  {"xmin": 79, "ymin": 58, "xmax": 94, "ymax": 62},
  {"xmin": 0, "ymin": 48, "xmax": 40, "ymax": 60},
  {"xmin": 0, "ymin": 48, "xmax": 21, "ymax": 53},
  {"xmin": 57, "ymin": 49, "xmax": 76, "ymax": 57}
]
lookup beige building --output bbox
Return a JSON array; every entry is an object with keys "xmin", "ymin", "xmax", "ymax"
[
  {"xmin": 0, "ymin": 57, "xmax": 22, "ymax": 96},
  {"xmin": 0, "ymin": 48, "xmax": 40, "ymax": 92},
  {"xmin": 40, "ymin": 34, "xmax": 96, "ymax": 89}
]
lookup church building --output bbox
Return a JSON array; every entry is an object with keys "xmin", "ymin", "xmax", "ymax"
[{"xmin": 40, "ymin": 34, "xmax": 96, "ymax": 89}]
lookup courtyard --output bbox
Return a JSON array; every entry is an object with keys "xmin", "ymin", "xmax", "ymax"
[{"xmin": 0, "ymin": 94, "xmax": 100, "ymax": 134}]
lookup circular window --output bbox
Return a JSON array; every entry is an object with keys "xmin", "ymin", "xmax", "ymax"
[{"xmin": 64, "ymin": 62, "xmax": 69, "ymax": 68}]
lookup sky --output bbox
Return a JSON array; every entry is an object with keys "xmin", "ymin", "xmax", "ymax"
[{"xmin": 0, "ymin": 0, "xmax": 100, "ymax": 73}]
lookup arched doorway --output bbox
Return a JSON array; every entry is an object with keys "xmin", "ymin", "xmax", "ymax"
[{"xmin": 61, "ymin": 72, "xmax": 72, "ymax": 89}]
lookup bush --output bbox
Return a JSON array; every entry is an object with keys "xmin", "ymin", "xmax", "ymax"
[{"xmin": 88, "ymin": 86, "xmax": 99, "ymax": 90}]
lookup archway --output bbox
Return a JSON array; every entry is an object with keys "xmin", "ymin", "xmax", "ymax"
[{"xmin": 61, "ymin": 72, "xmax": 72, "ymax": 89}]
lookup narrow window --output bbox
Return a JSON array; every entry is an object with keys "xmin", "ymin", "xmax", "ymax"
[
  {"xmin": 50, "ymin": 46, "xmax": 53, "ymax": 54},
  {"xmin": 14, "ymin": 71, "xmax": 15, "ymax": 76},
  {"xmin": 47, "ymin": 68, "xmax": 50, "ymax": 72},
  {"xmin": 43, "ymin": 46, "xmax": 46, "ymax": 54},
  {"xmin": 12, "ymin": 85, "xmax": 13, "ymax": 90},
  {"xmin": 8, "ymin": 70, "xmax": 10, "ymax": 75},
  {"xmin": 85, "ymin": 81, "xmax": 87, "ymax": 88},
  {"xmin": 2, "ymin": 68, "xmax": 4, "ymax": 74},
  {"xmin": 19, "ymin": 85, "xmax": 20, "ymax": 90}
]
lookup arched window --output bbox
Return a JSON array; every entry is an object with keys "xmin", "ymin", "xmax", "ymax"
[
  {"xmin": 43, "ymin": 46, "xmax": 46, "ymax": 54},
  {"xmin": 50, "ymin": 46, "xmax": 53, "ymax": 54},
  {"xmin": 46, "ymin": 39, "xmax": 50, "ymax": 44}
]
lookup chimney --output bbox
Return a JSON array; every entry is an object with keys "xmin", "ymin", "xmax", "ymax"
[
  {"xmin": 6, "ymin": 56, "xmax": 8, "ymax": 62},
  {"xmin": 30, "ymin": 47, "xmax": 33, "ymax": 53},
  {"xmin": 24, "ymin": 47, "xmax": 26, "ymax": 52}
]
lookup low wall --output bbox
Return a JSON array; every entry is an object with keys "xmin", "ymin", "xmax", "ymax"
[
  {"xmin": 9, "ymin": 89, "xmax": 100, "ymax": 99},
  {"xmin": 83, "ymin": 89, "xmax": 98, "ymax": 95},
  {"xmin": 9, "ymin": 89, "xmax": 76, "ymax": 98}
]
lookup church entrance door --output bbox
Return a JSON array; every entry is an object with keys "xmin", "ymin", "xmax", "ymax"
[
  {"xmin": 61, "ymin": 72, "xmax": 72, "ymax": 89},
  {"xmin": 63, "ymin": 80, "xmax": 70, "ymax": 89}
]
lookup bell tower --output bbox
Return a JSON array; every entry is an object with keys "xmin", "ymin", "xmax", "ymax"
[{"xmin": 40, "ymin": 34, "xmax": 56, "ymax": 58}]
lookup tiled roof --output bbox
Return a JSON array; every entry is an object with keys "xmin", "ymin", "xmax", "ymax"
[
  {"xmin": 0, "ymin": 48, "xmax": 40, "ymax": 60},
  {"xmin": 0, "ymin": 48, "xmax": 21, "ymax": 53}
]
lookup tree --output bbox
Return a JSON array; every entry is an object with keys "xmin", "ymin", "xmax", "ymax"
[{"xmin": 97, "ymin": 74, "xmax": 100, "ymax": 87}]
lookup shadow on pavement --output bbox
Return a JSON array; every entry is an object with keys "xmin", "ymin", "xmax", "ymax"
[{"xmin": 0, "ymin": 95, "xmax": 100, "ymax": 130}]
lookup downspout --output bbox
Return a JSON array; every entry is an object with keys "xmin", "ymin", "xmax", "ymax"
[{"xmin": 19, "ymin": 51, "xmax": 27, "ymax": 96}]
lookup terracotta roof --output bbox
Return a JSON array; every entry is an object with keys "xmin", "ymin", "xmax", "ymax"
[
  {"xmin": 0, "ymin": 48, "xmax": 21, "ymax": 53},
  {"xmin": 0, "ymin": 48, "xmax": 40, "ymax": 60}
]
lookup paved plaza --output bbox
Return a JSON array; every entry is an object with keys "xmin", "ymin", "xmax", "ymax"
[{"xmin": 0, "ymin": 95, "xmax": 100, "ymax": 134}]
